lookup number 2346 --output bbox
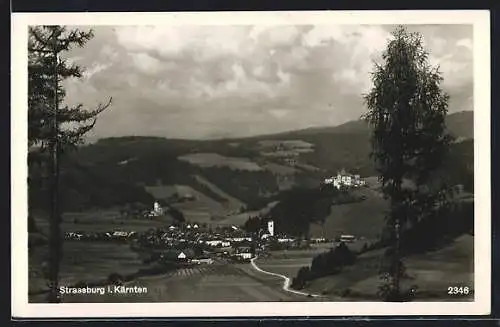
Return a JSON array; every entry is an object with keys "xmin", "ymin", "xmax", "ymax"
[{"xmin": 447, "ymin": 286, "xmax": 470, "ymax": 295}]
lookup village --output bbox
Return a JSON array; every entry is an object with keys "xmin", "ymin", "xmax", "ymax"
[
  {"xmin": 65, "ymin": 215, "xmax": 333, "ymax": 266},
  {"xmin": 63, "ymin": 169, "xmax": 365, "ymax": 270}
]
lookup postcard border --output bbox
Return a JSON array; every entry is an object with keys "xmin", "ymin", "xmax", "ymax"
[{"xmin": 11, "ymin": 10, "xmax": 491, "ymax": 318}]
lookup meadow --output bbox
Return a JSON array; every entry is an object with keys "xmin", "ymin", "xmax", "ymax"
[
  {"xmin": 29, "ymin": 241, "xmax": 144, "ymax": 298},
  {"xmin": 254, "ymin": 244, "xmax": 333, "ymax": 279},
  {"xmin": 34, "ymin": 209, "xmax": 174, "ymax": 234},
  {"xmin": 309, "ymin": 185, "xmax": 388, "ymax": 240},
  {"xmin": 303, "ymin": 235, "xmax": 474, "ymax": 301},
  {"xmin": 34, "ymin": 262, "xmax": 314, "ymax": 303},
  {"xmin": 178, "ymin": 153, "xmax": 263, "ymax": 171}
]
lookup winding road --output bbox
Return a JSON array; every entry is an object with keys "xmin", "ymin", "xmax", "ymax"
[{"xmin": 250, "ymin": 257, "xmax": 322, "ymax": 298}]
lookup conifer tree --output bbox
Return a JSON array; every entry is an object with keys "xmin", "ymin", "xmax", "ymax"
[{"xmin": 28, "ymin": 25, "xmax": 112, "ymax": 302}]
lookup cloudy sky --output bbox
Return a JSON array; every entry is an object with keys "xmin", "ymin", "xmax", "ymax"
[{"xmin": 61, "ymin": 24, "xmax": 473, "ymax": 140}]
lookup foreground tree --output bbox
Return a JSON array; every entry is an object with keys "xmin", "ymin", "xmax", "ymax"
[
  {"xmin": 28, "ymin": 26, "xmax": 112, "ymax": 302},
  {"xmin": 363, "ymin": 26, "xmax": 452, "ymax": 301}
]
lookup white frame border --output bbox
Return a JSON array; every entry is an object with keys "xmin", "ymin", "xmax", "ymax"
[{"xmin": 11, "ymin": 10, "xmax": 491, "ymax": 318}]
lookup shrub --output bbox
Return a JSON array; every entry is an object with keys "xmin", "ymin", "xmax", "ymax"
[{"xmin": 291, "ymin": 266, "xmax": 311, "ymax": 290}]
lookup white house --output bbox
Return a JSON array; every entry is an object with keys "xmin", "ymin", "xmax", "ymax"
[
  {"xmin": 228, "ymin": 237, "xmax": 252, "ymax": 242},
  {"xmin": 148, "ymin": 201, "xmax": 163, "ymax": 217},
  {"xmin": 236, "ymin": 252, "xmax": 252, "ymax": 260},
  {"xmin": 112, "ymin": 231, "xmax": 129, "ymax": 237},
  {"xmin": 205, "ymin": 240, "xmax": 230, "ymax": 247},
  {"xmin": 323, "ymin": 169, "xmax": 365, "ymax": 189},
  {"xmin": 340, "ymin": 235, "xmax": 356, "ymax": 243}
]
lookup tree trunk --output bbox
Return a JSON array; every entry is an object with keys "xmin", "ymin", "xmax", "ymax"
[{"xmin": 47, "ymin": 51, "xmax": 61, "ymax": 303}]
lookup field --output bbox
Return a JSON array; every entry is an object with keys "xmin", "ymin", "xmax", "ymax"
[
  {"xmin": 261, "ymin": 163, "xmax": 299, "ymax": 175},
  {"xmin": 192, "ymin": 175, "xmax": 245, "ymax": 211},
  {"xmin": 309, "ymin": 186, "xmax": 389, "ymax": 240},
  {"xmin": 254, "ymin": 244, "xmax": 333, "ymax": 279},
  {"xmin": 29, "ymin": 241, "xmax": 144, "ymax": 298},
  {"xmin": 303, "ymin": 235, "xmax": 474, "ymax": 301},
  {"xmin": 145, "ymin": 184, "xmax": 229, "ymax": 223},
  {"xmin": 34, "ymin": 210, "xmax": 174, "ymax": 234},
  {"xmin": 32, "ymin": 262, "xmax": 319, "ymax": 303},
  {"xmin": 178, "ymin": 153, "xmax": 263, "ymax": 171}
]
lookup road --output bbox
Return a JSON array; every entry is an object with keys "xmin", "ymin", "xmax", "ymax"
[
  {"xmin": 250, "ymin": 257, "xmax": 322, "ymax": 298},
  {"xmin": 47, "ymin": 261, "xmax": 316, "ymax": 303}
]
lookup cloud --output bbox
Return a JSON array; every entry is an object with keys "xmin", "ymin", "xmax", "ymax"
[
  {"xmin": 60, "ymin": 24, "xmax": 474, "ymax": 140},
  {"xmin": 456, "ymin": 38, "xmax": 473, "ymax": 50}
]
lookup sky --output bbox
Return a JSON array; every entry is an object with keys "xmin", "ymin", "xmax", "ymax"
[{"xmin": 61, "ymin": 24, "xmax": 474, "ymax": 140}]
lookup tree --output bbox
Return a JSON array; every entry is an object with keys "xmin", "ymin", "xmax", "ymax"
[
  {"xmin": 363, "ymin": 26, "xmax": 452, "ymax": 301},
  {"xmin": 28, "ymin": 26, "xmax": 112, "ymax": 303}
]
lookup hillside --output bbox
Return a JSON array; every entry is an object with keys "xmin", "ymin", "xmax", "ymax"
[
  {"xmin": 303, "ymin": 234, "xmax": 473, "ymax": 300},
  {"xmin": 276, "ymin": 110, "xmax": 473, "ymax": 139},
  {"xmin": 309, "ymin": 185, "xmax": 388, "ymax": 240},
  {"xmin": 28, "ymin": 111, "xmax": 474, "ymax": 229}
]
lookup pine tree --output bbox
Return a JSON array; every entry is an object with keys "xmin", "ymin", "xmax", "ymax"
[
  {"xmin": 28, "ymin": 26, "xmax": 112, "ymax": 303},
  {"xmin": 363, "ymin": 26, "xmax": 452, "ymax": 301}
]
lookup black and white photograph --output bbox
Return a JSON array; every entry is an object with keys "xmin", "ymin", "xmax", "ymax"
[{"xmin": 12, "ymin": 11, "xmax": 491, "ymax": 317}]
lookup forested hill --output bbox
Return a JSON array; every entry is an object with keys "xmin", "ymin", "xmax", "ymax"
[{"xmin": 28, "ymin": 111, "xmax": 474, "ymax": 213}]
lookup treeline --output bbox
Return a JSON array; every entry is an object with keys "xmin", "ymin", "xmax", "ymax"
[
  {"xmin": 28, "ymin": 135, "xmax": 472, "ymax": 215},
  {"xmin": 267, "ymin": 186, "xmax": 360, "ymax": 237},
  {"xmin": 399, "ymin": 200, "xmax": 474, "ymax": 255},
  {"xmin": 291, "ymin": 242, "xmax": 357, "ymax": 290},
  {"xmin": 358, "ymin": 198, "xmax": 474, "ymax": 256},
  {"xmin": 243, "ymin": 216, "xmax": 268, "ymax": 234},
  {"xmin": 28, "ymin": 160, "xmax": 156, "ymax": 213}
]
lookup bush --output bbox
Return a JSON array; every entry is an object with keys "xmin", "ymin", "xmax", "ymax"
[
  {"xmin": 306, "ymin": 243, "xmax": 357, "ymax": 280},
  {"xmin": 291, "ymin": 266, "xmax": 311, "ymax": 290}
]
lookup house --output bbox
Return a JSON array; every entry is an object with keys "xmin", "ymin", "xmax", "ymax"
[
  {"xmin": 323, "ymin": 169, "xmax": 365, "ymax": 189},
  {"xmin": 205, "ymin": 239, "xmax": 229, "ymax": 247},
  {"xmin": 339, "ymin": 235, "xmax": 356, "ymax": 243},
  {"xmin": 112, "ymin": 231, "xmax": 129, "ymax": 238},
  {"xmin": 277, "ymin": 238, "xmax": 295, "ymax": 243},
  {"xmin": 232, "ymin": 245, "xmax": 253, "ymax": 261},
  {"xmin": 193, "ymin": 258, "xmax": 215, "ymax": 264},
  {"xmin": 147, "ymin": 201, "xmax": 164, "ymax": 217},
  {"xmin": 161, "ymin": 249, "xmax": 195, "ymax": 262},
  {"xmin": 236, "ymin": 252, "xmax": 252, "ymax": 260}
]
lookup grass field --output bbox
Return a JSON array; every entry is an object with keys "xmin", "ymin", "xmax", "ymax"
[
  {"xmin": 145, "ymin": 184, "xmax": 229, "ymax": 223},
  {"xmin": 255, "ymin": 244, "xmax": 333, "ymax": 279},
  {"xmin": 303, "ymin": 234, "xmax": 474, "ymax": 301},
  {"xmin": 214, "ymin": 201, "xmax": 279, "ymax": 226},
  {"xmin": 34, "ymin": 210, "xmax": 174, "ymax": 234},
  {"xmin": 178, "ymin": 153, "xmax": 263, "ymax": 171},
  {"xmin": 29, "ymin": 241, "xmax": 144, "ymax": 297},
  {"xmin": 261, "ymin": 163, "xmax": 299, "ymax": 175},
  {"xmin": 192, "ymin": 175, "xmax": 245, "ymax": 210},
  {"xmin": 309, "ymin": 186, "xmax": 388, "ymax": 239},
  {"xmin": 33, "ymin": 262, "xmax": 317, "ymax": 303}
]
